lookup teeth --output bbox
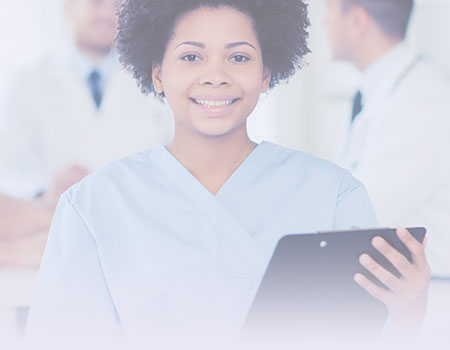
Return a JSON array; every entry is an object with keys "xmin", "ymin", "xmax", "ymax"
[{"xmin": 193, "ymin": 99, "xmax": 235, "ymax": 108}]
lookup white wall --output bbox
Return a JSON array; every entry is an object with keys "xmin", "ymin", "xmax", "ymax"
[{"xmin": 0, "ymin": 0, "xmax": 63, "ymax": 92}]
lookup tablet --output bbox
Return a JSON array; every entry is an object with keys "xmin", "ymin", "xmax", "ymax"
[{"xmin": 241, "ymin": 227, "xmax": 426, "ymax": 341}]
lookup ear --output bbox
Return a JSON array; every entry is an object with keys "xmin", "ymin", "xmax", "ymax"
[
  {"xmin": 152, "ymin": 62, "xmax": 164, "ymax": 94},
  {"xmin": 261, "ymin": 67, "xmax": 272, "ymax": 93},
  {"xmin": 350, "ymin": 5, "xmax": 371, "ymax": 34}
]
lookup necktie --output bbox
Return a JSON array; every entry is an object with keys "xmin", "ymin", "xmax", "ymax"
[
  {"xmin": 87, "ymin": 70, "xmax": 103, "ymax": 109},
  {"xmin": 351, "ymin": 90, "xmax": 363, "ymax": 123}
]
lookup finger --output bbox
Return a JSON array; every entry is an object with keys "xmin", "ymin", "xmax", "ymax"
[
  {"xmin": 397, "ymin": 228, "xmax": 428, "ymax": 269},
  {"xmin": 354, "ymin": 273, "xmax": 393, "ymax": 306},
  {"xmin": 372, "ymin": 236, "xmax": 413, "ymax": 278},
  {"xmin": 359, "ymin": 254, "xmax": 403, "ymax": 293},
  {"xmin": 0, "ymin": 232, "xmax": 47, "ymax": 267}
]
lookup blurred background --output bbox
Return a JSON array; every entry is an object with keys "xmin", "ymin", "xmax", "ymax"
[
  {"xmin": 248, "ymin": 0, "xmax": 450, "ymax": 159},
  {"xmin": 0, "ymin": 0, "xmax": 449, "ymax": 345},
  {"xmin": 1, "ymin": 0, "xmax": 449, "ymax": 158}
]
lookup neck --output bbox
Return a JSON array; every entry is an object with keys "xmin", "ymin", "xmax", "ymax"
[
  {"xmin": 76, "ymin": 41, "xmax": 111, "ymax": 63},
  {"xmin": 166, "ymin": 123, "xmax": 257, "ymax": 195},
  {"xmin": 354, "ymin": 37, "xmax": 402, "ymax": 72}
]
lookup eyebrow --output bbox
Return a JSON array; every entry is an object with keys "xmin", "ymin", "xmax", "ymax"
[
  {"xmin": 226, "ymin": 41, "xmax": 257, "ymax": 51},
  {"xmin": 174, "ymin": 41, "xmax": 257, "ymax": 51}
]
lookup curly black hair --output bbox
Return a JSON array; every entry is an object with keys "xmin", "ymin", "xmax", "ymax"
[{"xmin": 116, "ymin": 0, "xmax": 310, "ymax": 98}]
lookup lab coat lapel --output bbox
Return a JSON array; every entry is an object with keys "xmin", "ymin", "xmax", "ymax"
[
  {"xmin": 148, "ymin": 144, "xmax": 267, "ymax": 274},
  {"xmin": 341, "ymin": 50, "xmax": 421, "ymax": 171}
]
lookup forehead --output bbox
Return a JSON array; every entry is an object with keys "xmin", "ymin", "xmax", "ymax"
[{"xmin": 170, "ymin": 6, "xmax": 259, "ymax": 46}]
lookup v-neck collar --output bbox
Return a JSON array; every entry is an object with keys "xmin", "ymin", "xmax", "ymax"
[
  {"xmin": 145, "ymin": 141, "xmax": 282, "ymax": 274},
  {"xmin": 154, "ymin": 141, "xmax": 273, "ymax": 198},
  {"xmin": 214, "ymin": 141, "xmax": 284, "ymax": 209}
]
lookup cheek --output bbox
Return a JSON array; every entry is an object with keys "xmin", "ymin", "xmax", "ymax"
[
  {"xmin": 329, "ymin": 22, "xmax": 345, "ymax": 52},
  {"xmin": 161, "ymin": 64, "xmax": 196, "ymax": 96},
  {"xmin": 235, "ymin": 66, "xmax": 265, "ymax": 94}
]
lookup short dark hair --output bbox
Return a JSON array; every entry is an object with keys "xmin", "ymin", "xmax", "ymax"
[
  {"xmin": 342, "ymin": 0, "xmax": 414, "ymax": 39},
  {"xmin": 116, "ymin": 0, "xmax": 310, "ymax": 98}
]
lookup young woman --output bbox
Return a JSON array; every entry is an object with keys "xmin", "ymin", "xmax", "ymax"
[{"xmin": 26, "ymin": 0, "xmax": 430, "ymax": 346}]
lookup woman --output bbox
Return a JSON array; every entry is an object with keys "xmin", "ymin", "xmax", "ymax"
[{"xmin": 26, "ymin": 0, "xmax": 430, "ymax": 347}]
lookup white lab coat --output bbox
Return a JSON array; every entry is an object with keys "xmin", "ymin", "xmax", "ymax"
[
  {"xmin": 341, "ymin": 47, "xmax": 450, "ymax": 277},
  {"xmin": 0, "ymin": 48, "xmax": 173, "ymax": 199}
]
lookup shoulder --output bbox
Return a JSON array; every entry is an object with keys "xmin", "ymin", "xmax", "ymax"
[
  {"xmin": 66, "ymin": 148, "xmax": 157, "ymax": 205},
  {"xmin": 387, "ymin": 57, "xmax": 450, "ymax": 129},
  {"xmin": 1, "ymin": 54, "xmax": 64, "ymax": 100},
  {"xmin": 262, "ymin": 142, "xmax": 372, "ymax": 227},
  {"xmin": 400, "ymin": 58, "xmax": 450, "ymax": 104},
  {"xmin": 265, "ymin": 141, "xmax": 349, "ymax": 175},
  {"xmin": 263, "ymin": 141, "xmax": 362, "ymax": 196}
]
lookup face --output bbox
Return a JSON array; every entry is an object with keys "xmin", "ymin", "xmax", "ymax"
[
  {"xmin": 324, "ymin": 0, "xmax": 354, "ymax": 61},
  {"xmin": 65, "ymin": 0, "xmax": 119, "ymax": 54},
  {"xmin": 152, "ymin": 7, "xmax": 271, "ymax": 139}
]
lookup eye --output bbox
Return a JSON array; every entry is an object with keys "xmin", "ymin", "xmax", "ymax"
[
  {"xmin": 181, "ymin": 54, "xmax": 201, "ymax": 62},
  {"xmin": 230, "ymin": 55, "xmax": 250, "ymax": 63}
]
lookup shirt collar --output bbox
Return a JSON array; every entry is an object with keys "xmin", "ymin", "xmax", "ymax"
[
  {"xmin": 67, "ymin": 41, "xmax": 118, "ymax": 87},
  {"xmin": 359, "ymin": 42, "xmax": 407, "ymax": 108}
]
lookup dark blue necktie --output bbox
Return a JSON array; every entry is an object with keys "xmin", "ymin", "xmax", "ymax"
[
  {"xmin": 351, "ymin": 90, "xmax": 363, "ymax": 123},
  {"xmin": 88, "ymin": 70, "xmax": 103, "ymax": 109}
]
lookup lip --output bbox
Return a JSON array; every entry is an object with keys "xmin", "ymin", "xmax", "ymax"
[
  {"xmin": 190, "ymin": 95, "xmax": 240, "ymax": 101},
  {"xmin": 189, "ymin": 95, "xmax": 241, "ymax": 117}
]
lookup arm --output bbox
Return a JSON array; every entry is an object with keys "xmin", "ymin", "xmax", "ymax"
[
  {"xmin": 0, "ymin": 165, "xmax": 89, "ymax": 266},
  {"xmin": 332, "ymin": 171, "xmax": 379, "ymax": 230},
  {"xmin": 0, "ymin": 165, "xmax": 90, "ymax": 241},
  {"xmin": 0, "ymin": 67, "xmax": 90, "ymax": 266},
  {"xmin": 25, "ymin": 193, "xmax": 122, "ymax": 345},
  {"xmin": 0, "ymin": 194, "xmax": 54, "ymax": 240},
  {"xmin": 0, "ymin": 194, "xmax": 52, "ymax": 267},
  {"xmin": 353, "ymin": 109, "xmax": 449, "ymax": 225}
]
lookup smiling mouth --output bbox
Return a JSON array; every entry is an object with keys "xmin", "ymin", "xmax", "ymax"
[{"xmin": 190, "ymin": 98, "xmax": 240, "ymax": 108}]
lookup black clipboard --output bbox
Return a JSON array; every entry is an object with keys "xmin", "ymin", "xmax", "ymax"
[{"xmin": 241, "ymin": 227, "xmax": 426, "ymax": 341}]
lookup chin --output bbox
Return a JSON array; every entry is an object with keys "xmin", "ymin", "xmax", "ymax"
[
  {"xmin": 197, "ymin": 122, "xmax": 246, "ymax": 139},
  {"xmin": 197, "ymin": 128, "xmax": 235, "ymax": 138},
  {"xmin": 89, "ymin": 36, "xmax": 115, "ymax": 50}
]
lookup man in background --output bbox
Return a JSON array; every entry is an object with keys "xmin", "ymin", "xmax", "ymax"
[
  {"xmin": 0, "ymin": 0, "xmax": 173, "ymax": 266},
  {"xmin": 325, "ymin": 0, "xmax": 450, "ymax": 276}
]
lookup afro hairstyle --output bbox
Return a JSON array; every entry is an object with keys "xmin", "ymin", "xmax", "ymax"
[{"xmin": 116, "ymin": 0, "xmax": 310, "ymax": 98}]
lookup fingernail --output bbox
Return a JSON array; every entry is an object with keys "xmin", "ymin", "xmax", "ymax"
[
  {"xmin": 398, "ymin": 227, "xmax": 407, "ymax": 236},
  {"xmin": 372, "ymin": 237, "xmax": 383, "ymax": 248},
  {"xmin": 354, "ymin": 274, "xmax": 363, "ymax": 283},
  {"xmin": 360, "ymin": 254, "xmax": 371, "ymax": 265}
]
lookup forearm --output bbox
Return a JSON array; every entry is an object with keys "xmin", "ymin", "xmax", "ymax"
[{"xmin": 0, "ymin": 194, "xmax": 54, "ymax": 240}]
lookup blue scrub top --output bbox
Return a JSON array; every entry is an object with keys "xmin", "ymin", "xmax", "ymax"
[{"xmin": 26, "ymin": 141, "xmax": 378, "ymax": 344}]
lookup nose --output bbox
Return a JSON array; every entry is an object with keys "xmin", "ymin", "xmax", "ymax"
[{"xmin": 198, "ymin": 61, "xmax": 231, "ymax": 87}]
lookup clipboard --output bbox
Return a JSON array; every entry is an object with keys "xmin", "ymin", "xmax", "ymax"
[{"xmin": 241, "ymin": 227, "xmax": 426, "ymax": 341}]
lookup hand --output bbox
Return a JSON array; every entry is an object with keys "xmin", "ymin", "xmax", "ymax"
[
  {"xmin": 0, "ymin": 194, "xmax": 53, "ymax": 240},
  {"xmin": 0, "ymin": 231, "xmax": 48, "ymax": 267},
  {"xmin": 354, "ymin": 228, "xmax": 430, "ymax": 334}
]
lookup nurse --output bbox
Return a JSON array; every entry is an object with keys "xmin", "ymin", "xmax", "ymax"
[{"xmin": 26, "ymin": 0, "xmax": 430, "ymax": 347}]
